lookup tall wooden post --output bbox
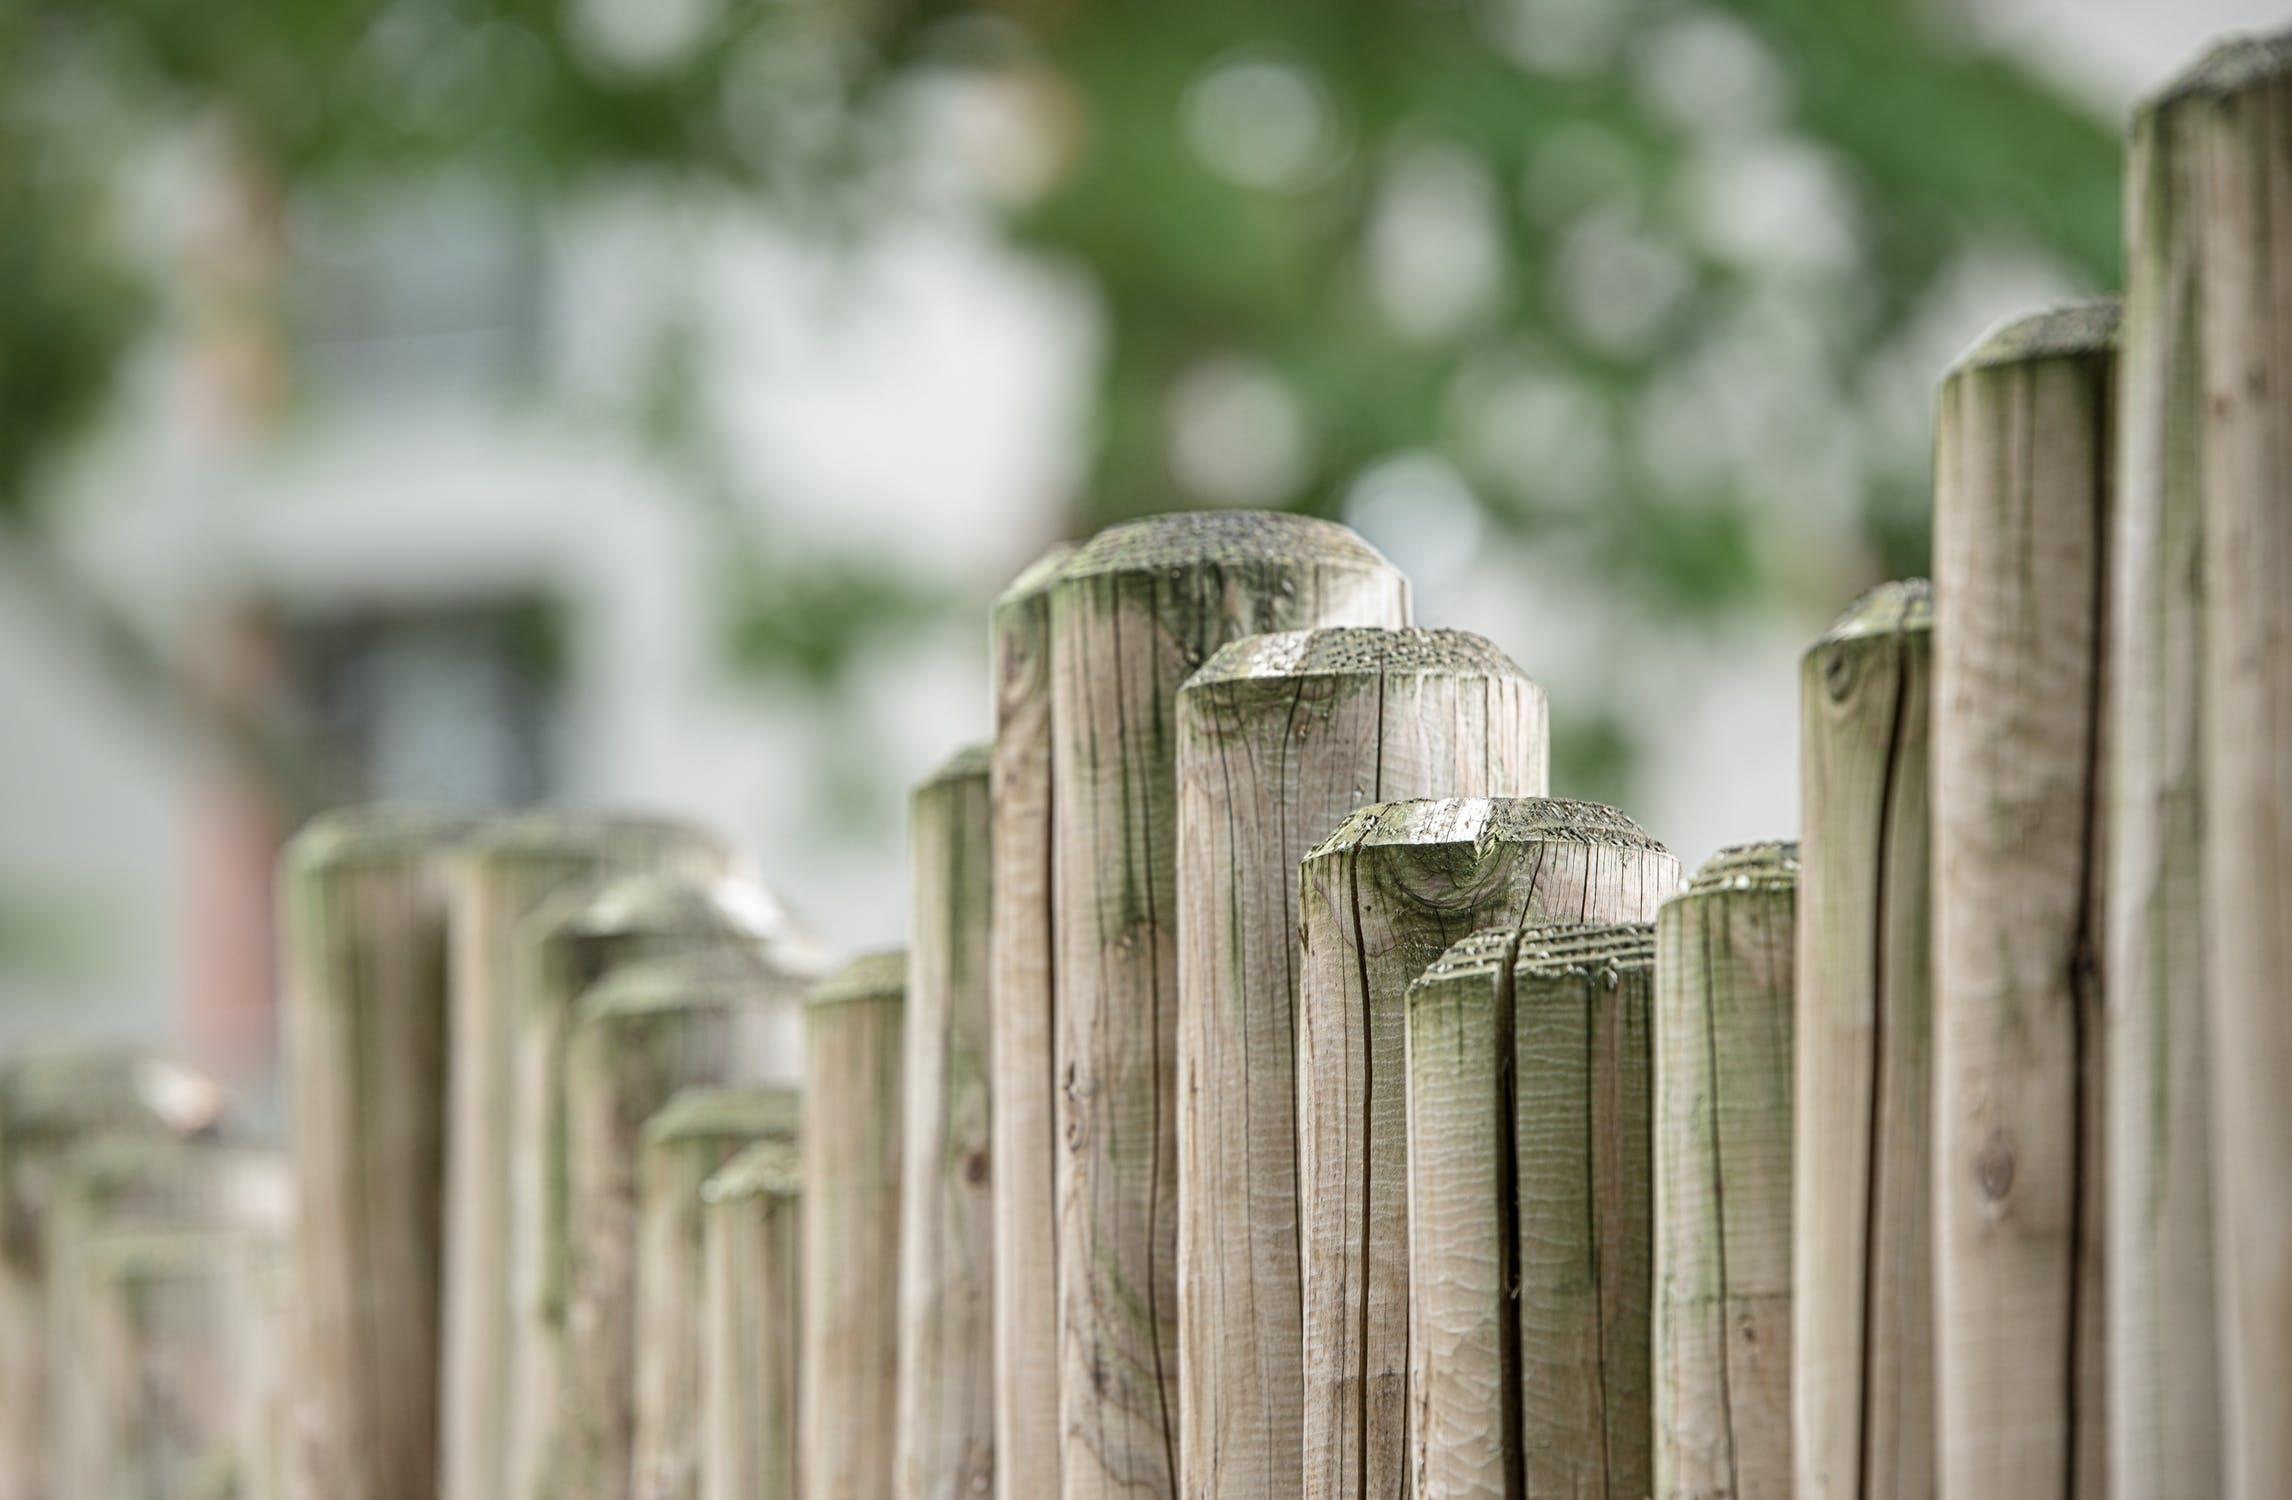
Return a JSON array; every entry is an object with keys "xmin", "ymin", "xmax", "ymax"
[
  {"xmin": 701, "ymin": 1141, "xmax": 803, "ymax": 1500},
  {"xmin": 563, "ymin": 947, "xmax": 807, "ymax": 1500},
  {"xmin": 441, "ymin": 815, "xmax": 726, "ymax": 1500},
  {"xmin": 1932, "ymin": 301, "xmax": 2116, "ymax": 1500},
  {"xmin": 2108, "ymin": 50, "xmax": 2223, "ymax": 1500},
  {"xmin": 1404, "ymin": 921, "xmax": 1658, "ymax": 1499},
  {"xmin": 1653, "ymin": 843, "xmax": 1798, "ymax": 1500},
  {"xmin": 1794, "ymin": 580, "xmax": 1935, "ymax": 1500},
  {"xmin": 1051, "ymin": 511, "xmax": 1410, "ymax": 1500},
  {"xmin": 1297, "ymin": 797, "xmax": 1677, "ymax": 1500},
  {"xmin": 1173, "ymin": 628, "xmax": 1547, "ymax": 1500},
  {"xmin": 509, "ymin": 872, "xmax": 803, "ymax": 1500},
  {"xmin": 801, "ymin": 951, "xmax": 907, "ymax": 1500},
  {"xmin": 279, "ymin": 807, "xmax": 464, "ymax": 1500},
  {"xmin": 0, "ymin": 1048, "xmax": 227, "ymax": 1500},
  {"xmin": 633, "ymin": 1087, "xmax": 802, "ymax": 1500},
  {"xmin": 2182, "ymin": 33, "xmax": 2292, "ymax": 1500},
  {"xmin": 989, "ymin": 543, "xmax": 1070, "ymax": 1500},
  {"xmin": 898, "ymin": 748, "xmax": 997, "ymax": 1500}
]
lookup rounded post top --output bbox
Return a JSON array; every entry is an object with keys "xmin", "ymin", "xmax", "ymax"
[
  {"xmin": 1684, "ymin": 840, "xmax": 1801, "ymax": 896},
  {"xmin": 533, "ymin": 870, "xmax": 796, "ymax": 950},
  {"xmin": 1305, "ymin": 795, "xmax": 1667, "ymax": 864},
  {"xmin": 1948, "ymin": 298, "xmax": 2120, "ymax": 377},
  {"xmin": 284, "ymin": 805, "xmax": 474, "ymax": 874},
  {"xmin": 808, "ymin": 948, "xmax": 908, "ymax": 1008},
  {"xmin": 1511, "ymin": 920, "xmax": 1656, "ymax": 982},
  {"xmin": 2145, "ymin": 27, "xmax": 2292, "ymax": 112},
  {"xmin": 1816, "ymin": 578, "xmax": 1932, "ymax": 647},
  {"xmin": 995, "ymin": 542, "xmax": 1077, "ymax": 610},
  {"xmin": 1410, "ymin": 926, "xmax": 1523, "ymax": 995},
  {"xmin": 920, "ymin": 742, "xmax": 994, "ymax": 790},
  {"xmin": 703, "ymin": 1138, "xmax": 803, "ymax": 1204},
  {"xmin": 1184, "ymin": 626, "xmax": 1531, "ymax": 692},
  {"xmin": 577, "ymin": 945, "xmax": 808, "ymax": 1023},
  {"xmin": 643, "ymin": 1085, "xmax": 799, "ymax": 1148},
  {"xmin": 1059, "ymin": 510, "xmax": 1396, "ymax": 582},
  {"xmin": 454, "ymin": 809, "xmax": 724, "ymax": 868}
]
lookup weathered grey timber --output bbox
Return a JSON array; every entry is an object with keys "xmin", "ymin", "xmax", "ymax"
[
  {"xmin": 1051, "ymin": 511, "xmax": 1410, "ymax": 1500},
  {"xmin": 701, "ymin": 1141, "xmax": 803, "ymax": 1500},
  {"xmin": 1653, "ymin": 843, "xmax": 1798, "ymax": 1500},
  {"xmin": 1173, "ymin": 628, "xmax": 1547, "ymax": 1500},
  {"xmin": 801, "ymin": 951, "xmax": 907, "ymax": 1500},
  {"xmin": 278, "ymin": 807, "xmax": 465, "ymax": 1500},
  {"xmin": 1793, "ymin": 581, "xmax": 1936, "ymax": 1500},
  {"xmin": 1932, "ymin": 301, "xmax": 2116, "ymax": 1500},
  {"xmin": 1297, "ymin": 797, "xmax": 1676, "ymax": 1500}
]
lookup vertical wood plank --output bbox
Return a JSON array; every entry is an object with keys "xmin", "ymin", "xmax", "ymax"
[
  {"xmin": 701, "ymin": 1141, "xmax": 803, "ymax": 1500},
  {"xmin": 1793, "ymin": 581, "xmax": 1935, "ymax": 1500},
  {"xmin": 1932, "ymin": 300, "xmax": 2116, "ymax": 1500},
  {"xmin": 802, "ymin": 952, "xmax": 907, "ymax": 1500},
  {"xmin": 1174, "ymin": 628, "xmax": 1547, "ymax": 1500},
  {"xmin": 1050, "ymin": 513, "xmax": 1410, "ymax": 1500},
  {"xmin": 1653, "ymin": 843, "xmax": 1798, "ymax": 1500},
  {"xmin": 898, "ymin": 747, "xmax": 998, "ymax": 1500}
]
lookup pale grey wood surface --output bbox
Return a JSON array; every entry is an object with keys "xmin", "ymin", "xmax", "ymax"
[
  {"xmin": 1173, "ymin": 627, "xmax": 1546, "ymax": 1500},
  {"xmin": 1049, "ymin": 513, "xmax": 1410, "ymax": 1500},
  {"xmin": 1932, "ymin": 301, "xmax": 2116, "ymax": 1500},
  {"xmin": 701, "ymin": 1142, "xmax": 802, "ymax": 1500}
]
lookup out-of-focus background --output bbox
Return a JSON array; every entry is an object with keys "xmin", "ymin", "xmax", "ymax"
[{"xmin": 0, "ymin": 0, "xmax": 2272, "ymax": 1096}]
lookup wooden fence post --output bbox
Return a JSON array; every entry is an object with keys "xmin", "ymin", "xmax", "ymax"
[
  {"xmin": 562, "ymin": 946, "xmax": 810, "ymax": 1500},
  {"xmin": 2182, "ymin": 33, "xmax": 2292, "ymax": 1500},
  {"xmin": 0, "ymin": 1048, "xmax": 227, "ymax": 1500},
  {"xmin": 1794, "ymin": 580, "xmax": 1934, "ymax": 1500},
  {"xmin": 989, "ymin": 543, "xmax": 1070, "ymax": 1500},
  {"xmin": 801, "ymin": 951, "xmax": 907, "ymax": 1500},
  {"xmin": 1404, "ymin": 921, "xmax": 1658, "ymax": 1499},
  {"xmin": 1653, "ymin": 842, "xmax": 1798, "ymax": 1500},
  {"xmin": 510, "ymin": 872, "xmax": 803, "ymax": 1500},
  {"xmin": 278, "ymin": 807, "xmax": 464, "ymax": 1500},
  {"xmin": 1932, "ymin": 301, "xmax": 2117, "ymax": 1500},
  {"xmin": 701, "ymin": 1140, "xmax": 803, "ymax": 1500},
  {"xmin": 1173, "ymin": 627, "xmax": 1547, "ymax": 1500},
  {"xmin": 633, "ymin": 1086, "xmax": 802, "ymax": 1500},
  {"xmin": 441, "ymin": 814, "xmax": 726, "ymax": 1500},
  {"xmin": 2107, "ymin": 49, "xmax": 2226, "ymax": 1500},
  {"xmin": 1051, "ymin": 512, "xmax": 1410, "ymax": 1500},
  {"xmin": 1297, "ymin": 797, "xmax": 1677, "ymax": 1500},
  {"xmin": 899, "ymin": 747, "xmax": 997, "ymax": 1500}
]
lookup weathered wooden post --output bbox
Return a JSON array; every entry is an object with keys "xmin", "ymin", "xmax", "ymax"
[
  {"xmin": 441, "ymin": 814, "xmax": 726, "ymax": 1500},
  {"xmin": 898, "ymin": 748, "xmax": 997, "ymax": 1500},
  {"xmin": 2108, "ymin": 49, "xmax": 2222, "ymax": 1500},
  {"xmin": 1932, "ymin": 301, "xmax": 2116, "ymax": 1499},
  {"xmin": 802, "ymin": 951, "xmax": 907, "ymax": 1500},
  {"xmin": 1653, "ymin": 843, "xmax": 1798, "ymax": 1500},
  {"xmin": 1052, "ymin": 511, "xmax": 1410, "ymax": 1500},
  {"xmin": 1793, "ymin": 580, "xmax": 1934, "ymax": 1500},
  {"xmin": 2183, "ymin": 33, "xmax": 2292, "ymax": 1500},
  {"xmin": 1174, "ymin": 628, "xmax": 1547, "ymax": 1500},
  {"xmin": 562, "ymin": 946, "xmax": 812, "ymax": 1500},
  {"xmin": 0, "ymin": 1048, "xmax": 227, "ymax": 1500},
  {"xmin": 701, "ymin": 1141, "xmax": 803, "ymax": 1500},
  {"xmin": 988, "ymin": 543, "xmax": 1069, "ymax": 1500},
  {"xmin": 633, "ymin": 1086, "xmax": 802, "ymax": 1500},
  {"xmin": 1297, "ymin": 797, "xmax": 1677, "ymax": 1500},
  {"xmin": 278, "ymin": 807, "xmax": 464, "ymax": 1500},
  {"xmin": 509, "ymin": 872, "xmax": 804, "ymax": 1500},
  {"xmin": 1404, "ymin": 921, "xmax": 1658, "ymax": 1499}
]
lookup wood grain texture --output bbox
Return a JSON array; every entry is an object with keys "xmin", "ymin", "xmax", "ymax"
[
  {"xmin": 1932, "ymin": 301, "xmax": 2116, "ymax": 1500},
  {"xmin": 1793, "ymin": 581, "xmax": 1935, "ymax": 1500},
  {"xmin": 1049, "ymin": 512, "xmax": 1411, "ymax": 1500},
  {"xmin": 802, "ymin": 952, "xmax": 908, "ymax": 1500},
  {"xmin": 989, "ymin": 544, "xmax": 1070, "ymax": 1500},
  {"xmin": 2185, "ymin": 33, "xmax": 2292, "ymax": 1499},
  {"xmin": 562, "ymin": 947, "xmax": 807, "ymax": 1500},
  {"xmin": 701, "ymin": 1142, "xmax": 803, "ymax": 1500},
  {"xmin": 509, "ymin": 872, "xmax": 804, "ymax": 1500},
  {"xmin": 440, "ymin": 814, "xmax": 727, "ymax": 1500},
  {"xmin": 1174, "ymin": 628, "xmax": 1547, "ymax": 1500},
  {"xmin": 278, "ymin": 808, "xmax": 465, "ymax": 1500},
  {"xmin": 1652, "ymin": 843, "xmax": 1798, "ymax": 1500},
  {"xmin": 1296, "ymin": 797, "xmax": 1677, "ymax": 1500},
  {"xmin": 0, "ymin": 1048, "xmax": 227, "ymax": 1500},
  {"xmin": 898, "ymin": 747, "xmax": 999, "ymax": 1500},
  {"xmin": 633, "ymin": 1087, "xmax": 802, "ymax": 1500},
  {"xmin": 2108, "ymin": 58, "xmax": 2222, "ymax": 1500}
]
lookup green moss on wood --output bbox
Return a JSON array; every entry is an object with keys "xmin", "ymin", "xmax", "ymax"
[{"xmin": 644, "ymin": 1087, "xmax": 799, "ymax": 1147}]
